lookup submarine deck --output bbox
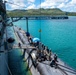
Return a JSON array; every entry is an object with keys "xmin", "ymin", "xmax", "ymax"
[{"xmin": 9, "ymin": 26, "xmax": 76, "ymax": 75}]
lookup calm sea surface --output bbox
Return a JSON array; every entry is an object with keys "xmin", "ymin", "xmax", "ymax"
[{"xmin": 14, "ymin": 16, "xmax": 76, "ymax": 69}]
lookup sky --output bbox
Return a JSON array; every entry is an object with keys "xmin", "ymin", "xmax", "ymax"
[{"xmin": 4, "ymin": 0, "xmax": 76, "ymax": 12}]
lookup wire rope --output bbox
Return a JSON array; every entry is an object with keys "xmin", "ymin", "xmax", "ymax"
[
  {"xmin": 4, "ymin": 56, "xmax": 13, "ymax": 75},
  {"xmin": 4, "ymin": 1, "xmax": 26, "ymax": 9}
]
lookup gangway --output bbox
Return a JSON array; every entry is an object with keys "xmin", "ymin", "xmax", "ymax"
[{"xmin": 10, "ymin": 44, "xmax": 36, "ymax": 49}]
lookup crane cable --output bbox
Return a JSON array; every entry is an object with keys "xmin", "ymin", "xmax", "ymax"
[{"xmin": 39, "ymin": 0, "xmax": 41, "ymax": 41}]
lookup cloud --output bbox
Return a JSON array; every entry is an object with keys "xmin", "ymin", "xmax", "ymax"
[
  {"xmin": 5, "ymin": 0, "xmax": 26, "ymax": 10},
  {"xmin": 12, "ymin": 0, "xmax": 26, "ymax": 9},
  {"xmin": 58, "ymin": 0, "xmax": 76, "ymax": 12},
  {"xmin": 6, "ymin": 0, "xmax": 35, "ymax": 10},
  {"xmin": 6, "ymin": 0, "xmax": 76, "ymax": 12},
  {"xmin": 40, "ymin": 0, "xmax": 69, "ymax": 8},
  {"xmin": 26, "ymin": 4, "xmax": 36, "ymax": 9},
  {"xmin": 70, "ymin": 0, "xmax": 76, "ymax": 4},
  {"xmin": 57, "ymin": 3, "xmax": 65, "ymax": 8},
  {"xmin": 39, "ymin": 0, "xmax": 76, "ymax": 12},
  {"xmin": 28, "ymin": 0, "xmax": 35, "ymax": 3}
]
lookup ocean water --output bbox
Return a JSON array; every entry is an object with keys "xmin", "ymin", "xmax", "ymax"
[{"xmin": 14, "ymin": 16, "xmax": 76, "ymax": 70}]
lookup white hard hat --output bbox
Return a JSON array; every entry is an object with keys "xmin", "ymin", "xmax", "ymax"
[{"xmin": 31, "ymin": 53, "xmax": 36, "ymax": 59}]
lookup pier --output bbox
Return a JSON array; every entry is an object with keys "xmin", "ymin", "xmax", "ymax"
[{"xmin": 10, "ymin": 15, "xmax": 68, "ymax": 22}]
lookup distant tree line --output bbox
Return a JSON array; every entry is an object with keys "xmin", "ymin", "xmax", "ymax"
[{"xmin": 7, "ymin": 8, "xmax": 76, "ymax": 17}]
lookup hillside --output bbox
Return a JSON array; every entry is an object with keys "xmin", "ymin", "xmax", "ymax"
[{"xmin": 7, "ymin": 8, "xmax": 76, "ymax": 17}]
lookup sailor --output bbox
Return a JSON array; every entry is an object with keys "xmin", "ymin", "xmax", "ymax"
[
  {"xmin": 38, "ymin": 50, "xmax": 42, "ymax": 62},
  {"xmin": 37, "ymin": 50, "xmax": 44, "ymax": 62},
  {"xmin": 42, "ymin": 43, "xmax": 44, "ymax": 48},
  {"xmin": 43, "ymin": 45, "xmax": 46, "ymax": 50},
  {"xmin": 40, "ymin": 50, "xmax": 45, "ymax": 61},
  {"xmin": 50, "ymin": 59, "xmax": 55, "ymax": 67},
  {"xmin": 43, "ymin": 49, "xmax": 47, "ymax": 60},
  {"xmin": 43, "ymin": 50, "xmax": 47, "ymax": 61},
  {"xmin": 44, "ymin": 46, "xmax": 49, "ymax": 60},
  {"xmin": 29, "ymin": 37, "xmax": 33, "ymax": 45},
  {"xmin": 26, "ymin": 32, "xmax": 30, "ymax": 37},
  {"xmin": 46, "ymin": 47, "xmax": 49, "ymax": 53},
  {"xmin": 48, "ymin": 50, "xmax": 52, "ymax": 61},
  {"xmin": 23, "ymin": 49, "xmax": 26, "ymax": 58},
  {"xmin": 54, "ymin": 54, "xmax": 58, "ymax": 62},
  {"xmin": 31, "ymin": 52, "xmax": 36, "ymax": 61},
  {"xmin": 41, "ymin": 43, "xmax": 44, "ymax": 50},
  {"xmin": 31, "ymin": 52, "xmax": 37, "ymax": 68},
  {"xmin": 26, "ymin": 32, "xmax": 30, "ymax": 41},
  {"xmin": 18, "ymin": 42, "xmax": 21, "ymax": 48},
  {"xmin": 34, "ymin": 41, "xmax": 39, "ymax": 47},
  {"xmin": 50, "ymin": 59, "xmax": 58, "ymax": 68}
]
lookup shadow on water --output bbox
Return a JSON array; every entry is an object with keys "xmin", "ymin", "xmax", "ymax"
[
  {"xmin": 20, "ymin": 55, "xmax": 25, "ymax": 59},
  {"xmin": 6, "ymin": 26, "xmax": 32, "ymax": 75},
  {"xmin": 8, "ymin": 49, "xmax": 32, "ymax": 75}
]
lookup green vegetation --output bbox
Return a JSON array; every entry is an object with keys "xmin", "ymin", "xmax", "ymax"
[{"xmin": 7, "ymin": 8, "xmax": 76, "ymax": 17}]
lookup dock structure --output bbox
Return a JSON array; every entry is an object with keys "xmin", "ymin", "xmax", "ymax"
[
  {"xmin": 24, "ymin": 15, "xmax": 68, "ymax": 20},
  {"xmin": 11, "ymin": 44, "xmax": 36, "ymax": 49},
  {"xmin": 12, "ymin": 26, "xmax": 76, "ymax": 75},
  {"xmin": 11, "ymin": 15, "xmax": 68, "ymax": 22}
]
